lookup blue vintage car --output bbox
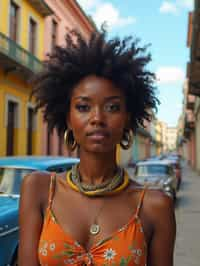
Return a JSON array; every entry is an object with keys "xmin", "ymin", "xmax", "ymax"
[{"xmin": 0, "ymin": 156, "xmax": 79, "ymax": 266}]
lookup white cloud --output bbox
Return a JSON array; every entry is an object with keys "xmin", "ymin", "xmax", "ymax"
[
  {"xmin": 77, "ymin": 1, "xmax": 136, "ymax": 30},
  {"xmin": 177, "ymin": 0, "xmax": 193, "ymax": 9},
  {"xmin": 93, "ymin": 3, "xmax": 136, "ymax": 29},
  {"xmin": 77, "ymin": 0, "xmax": 100, "ymax": 11},
  {"xmin": 159, "ymin": 0, "xmax": 193, "ymax": 14},
  {"xmin": 156, "ymin": 67, "xmax": 185, "ymax": 85},
  {"xmin": 160, "ymin": 2, "xmax": 178, "ymax": 14}
]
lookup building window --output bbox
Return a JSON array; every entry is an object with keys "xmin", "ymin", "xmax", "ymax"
[
  {"xmin": 9, "ymin": 0, "xmax": 19, "ymax": 42},
  {"xmin": 7, "ymin": 101, "xmax": 18, "ymax": 155},
  {"xmin": 27, "ymin": 107, "xmax": 34, "ymax": 155},
  {"xmin": 51, "ymin": 19, "xmax": 57, "ymax": 52},
  {"xmin": 29, "ymin": 18, "xmax": 37, "ymax": 55}
]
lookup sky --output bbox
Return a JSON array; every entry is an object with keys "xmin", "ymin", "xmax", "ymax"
[{"xmin": 77, "ymin": 0, "xmax": 194, "ymax": 127}]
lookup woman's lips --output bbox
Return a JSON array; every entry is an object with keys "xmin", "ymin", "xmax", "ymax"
[
  {"xmin": 87, "ymin": 131, "xmax": 109, "ymax": 141},
  {"xmin": 88, "ymin": 134, "xmax": 107, "ymax": 140}
]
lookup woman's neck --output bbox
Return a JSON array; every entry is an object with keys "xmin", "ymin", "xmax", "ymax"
[{"xmin": 78, "ymin": 150, "xmax": 118, "ymax": 185}]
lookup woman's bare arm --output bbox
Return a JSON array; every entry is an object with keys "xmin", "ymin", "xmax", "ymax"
[
  {"xmin": 18, "ymin": 172, "xmax": 50, "ymax": 266},
  {"xmin": 147, "ymin": 191, "xmax": 176, "ymax": 266}
]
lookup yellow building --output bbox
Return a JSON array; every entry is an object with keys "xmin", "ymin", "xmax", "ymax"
[
  {"xmin": 155, "ymin": 119, "xmax": 163, "ymax": 155},
  {"xmin": 0, "ymin": 0, "xmax": 52, "ymax": 156}
]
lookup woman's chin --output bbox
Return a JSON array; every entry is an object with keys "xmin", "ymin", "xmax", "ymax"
[{"xmin": 84, "ymin": 144, "xmax": 115, "ymax": 154}]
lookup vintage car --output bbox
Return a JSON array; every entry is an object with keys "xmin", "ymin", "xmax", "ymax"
[
  {"xmin": 165, "ymin": 156, "xmax": 182, "ymax": 190},
  {"xmin": 134, "ymin": 160, "xmax": 178, "ymax": 200},
  {"xmin": 0, "ymin": 156, "xmax": 79, "ymax": 266}
]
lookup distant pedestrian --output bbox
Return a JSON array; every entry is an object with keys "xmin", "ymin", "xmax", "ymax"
[{"xmin": 19, "ymin": 28, "xmax": 176, "ymax": 266}]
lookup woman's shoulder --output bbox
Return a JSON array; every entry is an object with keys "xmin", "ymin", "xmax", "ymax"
[
  {"xmin": 22, "ymin": 170, "xmax": 51, "ymax": 190},
  {"xmin": 144, "ymin": 187, "xmax": 174, "ymax": 208},
  {"xmin": 21, "ymin": 171, "xmax": 52, "ymax": 206},
  {"xmin": 128, "ymin": 179, "xmax": 174, "ymax": 214},
  {"xmin": 128, "ymin": 178, "xmax": 173, "ymax": 202},
  {"xmin": 143, "ymin": 187, "xmax": 175, "ymax": 226}
]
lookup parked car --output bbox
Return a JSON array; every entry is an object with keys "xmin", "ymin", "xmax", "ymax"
[
  {"xmin": 133, "ymin": 160, "xmax": 178, "ymax": 200},
  {"xmin": 146, "ymin": 155, "xmax": 162, "ymax": 161},
  {"xmin": 165, "ymin": 157, "xmax": 182, "ymax": 190},
  {"xmin": 0, "ymin": 156, "xmax": 79, "ymax": 266},
  {"xmin": 164, "ymin": 152, "xmax": 181, "ymax": 163},
  {"xmin": 164, "ymin": 153, "xmax": 182, "ymax": 189}
]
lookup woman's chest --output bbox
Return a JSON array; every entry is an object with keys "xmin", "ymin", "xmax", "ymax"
[
  {"xmin": 49, "ymin": 189, "xmax": 151, "ymax": 252},
  {"xmin": 40, "ymin": 206, "xmax": 147, "ymax": 266}
]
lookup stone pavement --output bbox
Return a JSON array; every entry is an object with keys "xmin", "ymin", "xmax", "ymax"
[{"xmin": 174, "ymin": 161, "xmax": 200, "ymax": 266}]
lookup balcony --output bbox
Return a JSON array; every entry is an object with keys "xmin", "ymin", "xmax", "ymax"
[
  {"xmin": 188, "ymin": 61, "xmax": 200, "ymax": 96},
  {"xmin": 183, "ymin": 111, "xmax": 195, "ymax": 138},
  {"xmin": 0, "ymin": 32, "xmax": 43, "ymax": 77},
  {"xmin": 191, "ymin": 2, "xmax": 200, "ymax": 61},
  {"xmin": 183, "ymin": 126, "xmax": 191, "ymax": 139},
  {"xmin": 189, "ymin": 81, "xmax": 200, "ymax": 96},
  {"xmin": 28, "ymin": 0, "xmax": 53, "ymax": 16},
  {"xmin": 185, "ymin": 110, "xmax": 195, "ymax": 129},
  {"xmin": 186, "ymin": 94, "xmax": 195, "ymax": 109}
]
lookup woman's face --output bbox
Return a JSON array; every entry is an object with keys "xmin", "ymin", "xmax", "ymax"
[{"xmin": 68, "ymin": 75, "xmax": 129, "ymax": 153}]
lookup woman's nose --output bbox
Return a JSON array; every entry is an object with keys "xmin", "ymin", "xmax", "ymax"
[{"xmin": 90, "ymin": 107, "xmax": 105, "ymax": 126}]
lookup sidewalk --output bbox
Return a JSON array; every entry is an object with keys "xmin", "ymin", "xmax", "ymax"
[{"xmin": 174, "ymin": 161, "xmax": 200, "ymax": 266}]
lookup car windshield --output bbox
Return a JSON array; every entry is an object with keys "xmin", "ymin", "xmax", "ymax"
[
  {"xmin": 136, "ymin": 165, "xmax": 171, "ymax": 176},
  {"xmin": 0, "ymin": 167, "xmax": 34, "ymax": 195}
]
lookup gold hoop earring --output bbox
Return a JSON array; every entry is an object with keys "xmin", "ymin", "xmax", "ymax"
[
  {"xmin": 120, "ymin": 129, "xmax": 134, "ymax": 150},
  {"xmin": 64, "ymin": 129, "xmax": 77, "ymax": 151}
]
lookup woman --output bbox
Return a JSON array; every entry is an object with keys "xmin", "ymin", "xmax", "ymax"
[{"xmin": 19, "ymin": 29, "xmax": 176, "ymax": 266}]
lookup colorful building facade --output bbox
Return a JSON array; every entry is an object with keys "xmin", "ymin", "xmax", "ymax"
[
  {"xmin": 117, "ymin": 123, "xmax": 156, "ymax": 165},
  {"xmin": 0, "ymin": 0, "xmax": 52, "ymax": 156},
  {"xmin": 0, "ymin": 0, "xmax": 163, "ymax": 163},
  {"xmin": 40, "ymin": 0, "xmax": 97, "ymax": 156},
  {"xmin": 180, "ymin": 4, "xmax": 200, "ymax": 171}
]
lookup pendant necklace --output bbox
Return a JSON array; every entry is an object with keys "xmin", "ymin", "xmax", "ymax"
[
  {"xmin": 89, "ymin": 199, "xmax": 107, "ymax": 235},
  {"xmin": 90, "ymin": 223, "xmax": 100, "ymax": 235},
  {"xmin": 66, "ymin": 163, "xmax": 130, "ymax": 235}
]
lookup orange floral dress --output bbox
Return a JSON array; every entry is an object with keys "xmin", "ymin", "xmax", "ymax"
[{"xmin": 38, "ymin": 174, "xmax": 147, "ymax": 266}]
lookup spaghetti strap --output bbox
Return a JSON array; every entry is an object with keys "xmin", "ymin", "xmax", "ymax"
[
  {"xmin": 47, "ymin": 172, "xmax": 56, "ymax": 209},
  {"xmin": 135, "ymin": 185, "xmax": 148, "ymax": 218}
]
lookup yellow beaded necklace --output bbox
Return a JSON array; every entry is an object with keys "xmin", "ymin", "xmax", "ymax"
[{"xmin": 66, "ymin": 168, "xmax": 130, "ymax": 197}]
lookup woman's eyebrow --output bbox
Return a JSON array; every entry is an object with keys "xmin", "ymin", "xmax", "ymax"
[
  {"xmin": 73, "ymin": 96, "xmax": 90, "ymax": 101},
  {"xmin": 104, "ymin": 96, "xmax": 121, "ymax": 100},
  {"xmin": 73, "ymin": 96, "xmax": 121, "ymax": 101}
]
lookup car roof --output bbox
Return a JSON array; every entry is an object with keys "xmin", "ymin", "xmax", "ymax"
[
  {"xmin": 136, "ymin": 160, "xmax": 171, "ymax": 166},
  {"xmin": 165, "ymin": 157, "xmax": 178, "ymax": 162},
  {"xmin": 0, "ymin": 156, "xmax": 79, "ymax": 170}
]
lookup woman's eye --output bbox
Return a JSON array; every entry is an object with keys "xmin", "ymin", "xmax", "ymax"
[
  {"xmin": 75, "ymin": 104, "xmax": 90, "ymax": 112},
  {"xmin": 105, "ymin": 104, "xmax": 120, "ymax": 112}
]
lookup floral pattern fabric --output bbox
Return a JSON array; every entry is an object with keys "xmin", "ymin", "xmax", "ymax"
[{"xmin": 38, "ymin": 175, "xmax": 147, "ymax": 266}]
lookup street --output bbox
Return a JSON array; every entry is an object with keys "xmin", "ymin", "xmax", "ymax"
[{"xmin": 174, "ymin": 161, "xmax": 200, "ymax": 266}]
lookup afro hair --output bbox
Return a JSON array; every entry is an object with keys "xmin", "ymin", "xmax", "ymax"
[{"xmin": 31, "ymin": 28, "xmax": 159, "ymax": 135}]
